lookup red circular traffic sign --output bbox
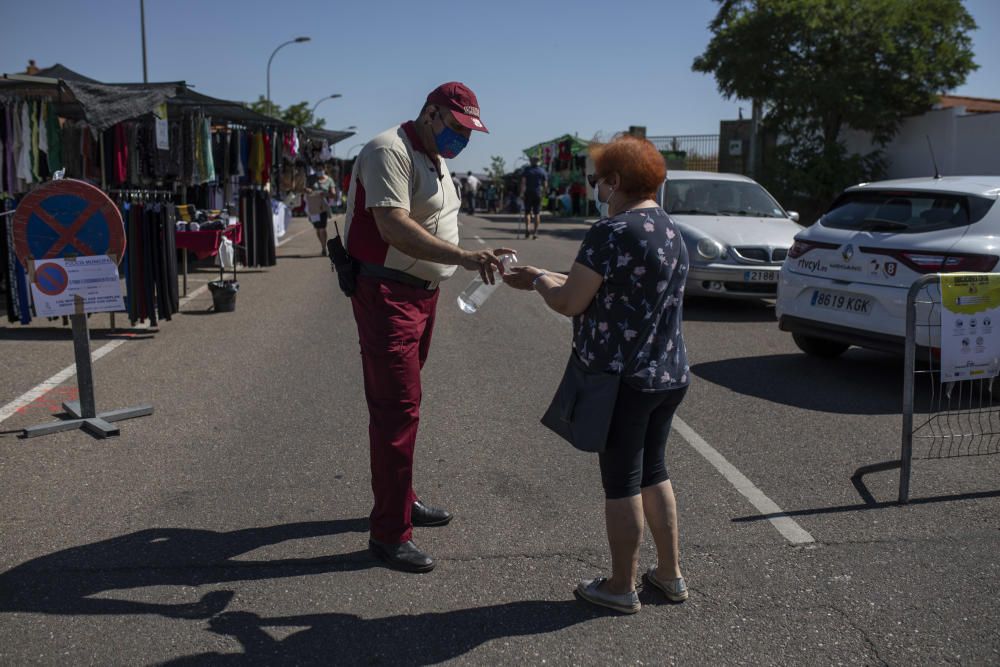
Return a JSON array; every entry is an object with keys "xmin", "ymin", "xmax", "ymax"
[
  {"xmin": 33, "ymin": 262, "xmax": 69, "ymax": 296},
  {"xmin": 12, "ymin": 179, "xmax": 125, "ymax": 269}
]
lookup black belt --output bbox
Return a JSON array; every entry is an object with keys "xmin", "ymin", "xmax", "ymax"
[{"xmin": 358, "ymin": 262, "xmax": 439, "ymax": 291}]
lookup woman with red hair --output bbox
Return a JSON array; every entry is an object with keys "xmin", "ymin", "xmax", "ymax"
[{"xmin": 504, "ymin": 134, "xmax": 690, "ymax": 613}]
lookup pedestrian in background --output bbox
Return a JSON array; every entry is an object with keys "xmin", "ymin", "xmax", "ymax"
[
  {"xmin": 503, "ymin": 134, "xmax": 690, "ymax": 613},
  {"xmin": 520, "ymin": 155, "xmax": 547, "ymax": 239},
  {"xmin": 342, "ymin": 82, "xmax": 512, "ymax": 573},
  {"xmin": 464, "ymin": 171, "xmax": 480, "ymax": 215},
  {"xmin": 306, "ymin": 166, "xmax": 335, "ymax": 256},
  {"xmin": 485, "ymin": 182, "xmax": 498, "ymax": 213}
]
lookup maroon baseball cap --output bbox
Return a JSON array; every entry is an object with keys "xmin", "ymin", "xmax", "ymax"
[{"xmin": 426, "ymin": 82, "xmax": 489, "ymax": 133}]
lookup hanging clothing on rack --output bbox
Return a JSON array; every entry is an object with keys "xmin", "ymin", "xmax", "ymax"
[
  {"xmin": 238, "ymin": 188, "xmax": 277, "ymax": 267},
  {"xmin": 45, "ymin": 101, "xmax": 62, "ymax": 174},
  {"xmin": 16, "ymin": 102, "xmax": 33, "ymax": 186},
  {"xmin": 120, "ymin": 197, "xmax": 179, "ymax": 325},
  {"xmin": 201, "ymin": 115, "xmax": 215, "ymax": 184}
]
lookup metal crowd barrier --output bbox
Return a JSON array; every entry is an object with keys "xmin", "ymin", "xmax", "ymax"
[{"xmin": 896, "ymin": 273, "xmax": 1000, "ymax": 502}]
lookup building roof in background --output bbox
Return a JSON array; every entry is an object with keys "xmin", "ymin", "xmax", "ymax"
[
  {"xmin": 935, "ymin": 95, "xmax": 1000, "ymax": 114},
  {"xmin": 31, "ymin": 63, "xmax": 101, "ymax": 83}
]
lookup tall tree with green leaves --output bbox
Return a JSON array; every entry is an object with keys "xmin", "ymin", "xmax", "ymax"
[
  {"xmin": 246, "ymin": 96, "xmax": 327, "ymax": 128},
  {"xmin": 487, "ymin": 155, "xmax": 506, "ymax": 187},
  {"xmin": 693, "ymin": 0, "xmax": 978, "ymax": 204}
]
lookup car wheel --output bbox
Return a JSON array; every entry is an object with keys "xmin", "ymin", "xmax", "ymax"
[{"xmin": 792, "ymin": 333, "xmax": 850, "ymax": 358}]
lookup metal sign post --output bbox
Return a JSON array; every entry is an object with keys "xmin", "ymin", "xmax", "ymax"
[{"xmin": 12, "ymin": 179, "xmax": 153, "ymax": 440}]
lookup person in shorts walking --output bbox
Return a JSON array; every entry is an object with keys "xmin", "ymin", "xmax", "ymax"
[{"xmin": 520, "ymin": 156, "xmax": 548, "ymax": 239}]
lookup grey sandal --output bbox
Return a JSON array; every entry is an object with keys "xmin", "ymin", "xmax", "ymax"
[
  {"xmin": 644, "ymin": 567, "xmax": 688, "ymax": 602},
  {"xmin": 575, "ymin": 577, "xmax": 641, "ymax": 614}
]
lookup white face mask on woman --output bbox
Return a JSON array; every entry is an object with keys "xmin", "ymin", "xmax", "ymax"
[{"xmin": 593, "ymin": 180, "xmax": 615, "ymax": 219}]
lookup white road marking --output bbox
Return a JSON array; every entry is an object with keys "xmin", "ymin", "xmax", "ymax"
[
  {"xmin": 0, "ymin": 339, "xmax": 125, "ymax": 426},
  {"xmin": 3, "ymin": 220, "xmax": 315, "ymax": 428},
  {"xmin": 277, "ymin": 227, "xmax": 312, "ymax": 248},
  {"xmin": 546, "ymin": 309, "xmax": 814, "ymax": 545},
  {"xmin": 2, "ymin": 280, "xmax": 214, "ymax": 427},
  {"xmin": 672, "ymin": 417, "xmax": 816, "ymax": 545},
  {"xmin": 474, "ymin": 235, "xmax": 486, "ymax": 245}
]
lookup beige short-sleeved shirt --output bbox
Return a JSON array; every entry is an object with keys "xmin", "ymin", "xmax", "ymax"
[{"xmin": 344, "ymin": 123, "xmax": 461, "ymax": 283}]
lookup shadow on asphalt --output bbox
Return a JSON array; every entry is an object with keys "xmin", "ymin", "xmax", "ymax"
[
  {"xmin": 682, "ymin": 298, "xmax": 776, "ymax": 323},
  {"xmin": 0, "ymin": 519, "xmax": 371, "ymax": 619},
  {"xmin": 162, "ymin": 601, "xmax": 604, "ymax": 666},
  {"xmin": 0, "ymin": 517, "xmax": 608, "ymax": 664},
  {"xmin": 732, "ymin": 487, "xmax": 1000, "ymax": 523},
  {"xmin": 692, "ymin": 352, "xmax": 903, "ymax": 415}
]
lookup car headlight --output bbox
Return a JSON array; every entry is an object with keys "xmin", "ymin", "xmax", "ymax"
[{"xmin": 696, "ymin": 238, "xmax": 723, "ymax": 260}]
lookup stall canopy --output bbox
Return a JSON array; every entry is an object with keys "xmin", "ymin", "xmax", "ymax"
[
  {"xmin": 522, "ymin": 134, "xmax": 590, "ymax": 159},
  {"xmin": 298, "ymin": 126, "xmax": 355, "ymax": 146},
  {"xmin": 0, "ymin": 63, "xmax": 290, "ymax": 130}
]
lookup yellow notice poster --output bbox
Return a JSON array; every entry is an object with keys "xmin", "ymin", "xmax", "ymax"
[{"xmin": 940, "ymin": 273, "xmax": 1000, "ymax": 382}]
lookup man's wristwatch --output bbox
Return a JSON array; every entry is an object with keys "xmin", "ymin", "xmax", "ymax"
[{"xmin": 531, "ymin": 271, "xmax": 548, "ymax": 290}]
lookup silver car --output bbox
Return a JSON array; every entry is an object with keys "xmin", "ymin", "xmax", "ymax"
[{"xmin": 658, "ymin": 171, "xmax": 803, "ymax": 298}]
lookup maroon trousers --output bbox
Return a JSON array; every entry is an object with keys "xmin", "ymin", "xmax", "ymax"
[{"xmin": 351, "ymin": 275, "xmax": 439, "ymax": 544}]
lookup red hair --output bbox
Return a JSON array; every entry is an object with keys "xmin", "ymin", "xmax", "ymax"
[{"xmin": 591, "ymin": 135, "xmax": 666, "ymax": 199}]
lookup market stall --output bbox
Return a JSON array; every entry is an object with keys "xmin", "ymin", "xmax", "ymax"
[
  {"xmin": 522, "ymin": 134, "xmax": 593, "ymax": 216},
  {"xmin": 0, "ymin": 63, "xmax": 295, "ymax": 326}
]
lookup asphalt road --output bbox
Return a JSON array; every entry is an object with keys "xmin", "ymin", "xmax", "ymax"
[{"xmin": 1, "ymin": 213, "xmax": 998, "ymax": 665}]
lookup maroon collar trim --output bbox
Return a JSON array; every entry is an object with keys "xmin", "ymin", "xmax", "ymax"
[{"xmin": 402, "ymin": 120, "xmax": 442, "ymax": 179}]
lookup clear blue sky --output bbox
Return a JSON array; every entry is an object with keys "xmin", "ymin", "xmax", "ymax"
[{"xmin": 1, "ymin": 0, "xmax": 997, "ymax": 175}]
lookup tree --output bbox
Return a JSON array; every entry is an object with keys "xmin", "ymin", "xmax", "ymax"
[
  {"xmin": 487, "ymin": 155, "xmax": 506, "ymax": 188},
  {"xmin": 693, "ymin": 0, "xmax": 977, "ymax": 203},
  {"xmin": 246, "ymin": 96, "xmax": 326, "ymax": 129}
]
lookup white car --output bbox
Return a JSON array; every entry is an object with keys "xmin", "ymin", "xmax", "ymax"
[
  {"xmin": 776, "ymin": 175, "xmax": 1000, "ymax": 357},
  {"xmin": 660, "ymin": 171, "xmax": 803, "ymax": 298}
]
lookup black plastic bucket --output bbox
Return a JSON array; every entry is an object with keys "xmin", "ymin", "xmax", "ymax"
[{"xmin": 208, "ymin": 280, "xmax": 239, "ymax": 312}]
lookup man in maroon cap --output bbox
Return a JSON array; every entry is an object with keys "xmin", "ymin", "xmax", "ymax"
[{"xmin": 342, "ymin": 82, "xmax": 513, "ymax": 572}]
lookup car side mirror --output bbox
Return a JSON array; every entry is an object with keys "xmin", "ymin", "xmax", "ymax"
[{"xmin": 787, "ymin": 211, "xmax": 800, "ymax": 223}]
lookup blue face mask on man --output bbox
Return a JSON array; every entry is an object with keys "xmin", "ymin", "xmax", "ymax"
[{"xmin": 434, "ymin": 123, "xmax": 469, "ymax": 159}]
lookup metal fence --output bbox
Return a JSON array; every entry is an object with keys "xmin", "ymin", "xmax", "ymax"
[
  {"xmin": 646, "ymin": 135, "xmax": 719, "ymax": 173},
  {"xmin": 896, "ymin": 274, "xmax": 1000, "ymax": 502}
]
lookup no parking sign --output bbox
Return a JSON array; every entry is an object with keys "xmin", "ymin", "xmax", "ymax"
[
  {"xmin": 12, "ymin": 180, "xmax": 126, "ymax": 316},
  {"xmin": 12, "ymin": 179, "xmax": 125, "ymax": 268}
]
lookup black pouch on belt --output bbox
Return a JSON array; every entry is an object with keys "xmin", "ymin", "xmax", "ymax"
[{"xmin": 327, "ymin": 221, "xmax": 357, "ymax": 297}]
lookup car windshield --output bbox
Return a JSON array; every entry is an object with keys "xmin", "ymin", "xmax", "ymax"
[
  {"xmin": 665, "ymin": 179, "xmax": 787, "ymax": 218},
  {"xmin": 821, "ymin": 190, "xmax": 996, "ymax": 233}
]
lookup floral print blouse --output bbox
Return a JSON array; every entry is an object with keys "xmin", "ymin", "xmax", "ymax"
[{"xmin": 573, "ymin": 206, "xmax": 690, "ymax": 392}]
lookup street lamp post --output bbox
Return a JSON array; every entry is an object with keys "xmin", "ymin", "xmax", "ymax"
[
  {"xmin": 140, "ymin": 0, "xmax": 148, "ymax": 83},
  {"xmin": 310, "ymin": 93, "xmax": 342, "ymax": 119},
  {"xmin": 266, "ymin": 36, "xmax": 310, "ymax": 116}
]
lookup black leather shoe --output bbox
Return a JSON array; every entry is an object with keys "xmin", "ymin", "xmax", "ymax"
[
  {"xmin": 411, "ymin": 500, "xmax": 452, "ymax": 527},
  {"xmin": 368, "ymin": 539, "xmax": 435, "ymax": 573}
]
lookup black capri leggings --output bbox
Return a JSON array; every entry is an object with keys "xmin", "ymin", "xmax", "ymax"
[{"xmin": 599, "ymin": 383, "xmax": 688, "ymax": 499}]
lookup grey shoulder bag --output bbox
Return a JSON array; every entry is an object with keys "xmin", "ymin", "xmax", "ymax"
[{"xmin": 540, "ymin": 286, "xmax": 671, "ymax": 453}]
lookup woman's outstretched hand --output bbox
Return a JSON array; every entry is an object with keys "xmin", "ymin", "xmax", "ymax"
[{"xmin": 503, "ymin": 266, "xmax": 544, "ymax": 291}]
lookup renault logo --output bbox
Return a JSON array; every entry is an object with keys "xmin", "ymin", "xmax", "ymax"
[{"xmin": 842, "ymin": 244, "xmax": 854, "ymax": 261}]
